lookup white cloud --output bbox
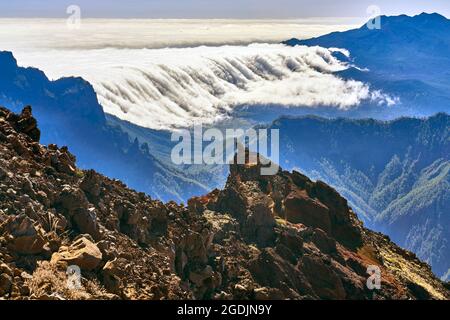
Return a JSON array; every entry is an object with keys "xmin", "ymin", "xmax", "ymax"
[
  {"xmin": 3, "ymin": 19, "xmax": 397, "ymax": 130},
  {"xmin": 0, "ymin": 18, "xmax": 359, "ymax": 51},
  {"xmin": 12, "ymin": 43, "xmax": 396, "ymax": 130}
]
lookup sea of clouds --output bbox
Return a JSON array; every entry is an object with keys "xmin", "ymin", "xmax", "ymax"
[
  {"xmin": 0, "ymin": 18, "xmax": 362, "ymax": 50},
  {"xmin": 2, "ymin": 19, "xmax": 394, "ymax": 130},
  {"xmin": 13, "ymin": 44, "xmax": 395, "ymax": 130}
]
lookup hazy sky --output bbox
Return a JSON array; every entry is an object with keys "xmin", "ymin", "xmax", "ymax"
[{"xmin": 1, "ymin": 0, "xmax": 449, "ymax": 19}]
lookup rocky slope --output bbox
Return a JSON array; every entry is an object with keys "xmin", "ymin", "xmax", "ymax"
[{"xmin": 0, "ymin": 106, "xmax": 448, "ymax": 300}]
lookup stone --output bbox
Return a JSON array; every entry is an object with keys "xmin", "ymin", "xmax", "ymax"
[
  {"xmin": 36, "ymin": 190, "xmax": 50, "ymax": 207},
  {"xmin": 5, "ymin": 215, "xmax": 47, "ymax": 255},
  {"xmin": 310, "ymin": 228, "xmax": 337, "ymax": 254},
  {"xmin": 15, "ymin": 106, "xmax": 41, "ymax": 142},
  {"xmin": 0, "ymin": 263, "xmax": 13, "ymax": 276},
  {"xmin": 51, "ymin": 236, "xmax": 102, "ymax": 271},
  {"xmin": 183, "ymin": 232, "xmax": 208, "ymax": 264},
  {"xmin": 102, "ymin": 259, "xmax": 122, "ymax": 293},
  {"xmin": 8, "ymin": 135, "xmax": 29, "ymax": 157},
  {"xmin": 249, "ymin": 248, "xmax": 314, "ymax": 299},
  {"xmin": 56, "ymin": 151, "xmax": 76, "ymax": 175},
  {"xmin": 284, "ymin": 190, "xmax": 331, "ymax": 234},
  {"xmin": 72, "ymin": 207, "xmax": 100, "ymax": 240},
  {"xmin": 203, "ymin": 211, "xmax": 239, "ymax": 243},
  {"xmin": 57, "ymin": 185, "xmax": 89, "ymax": 213},
  {"xmin": 277, "ymin": 226, "xmax": 304, "ymax": 257},
  {"xmin": 80, "ymin": 170, "xmax": 102, "ymax": 199}
]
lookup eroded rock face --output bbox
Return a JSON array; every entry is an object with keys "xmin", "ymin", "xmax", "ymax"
[
  {"xmin": 285, "ymin": 189, "xmax": 331, "ymax": 233},
  {"xmin": 0, "ymin": 105, "xmax": 448, "ymax": 300}
]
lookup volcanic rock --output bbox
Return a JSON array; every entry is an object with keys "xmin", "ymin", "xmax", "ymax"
[
  {"xmin": 4, "ymin": 214, "xmax": 47, "ymax": 255},
  {"xmin": 51, "ymin": 236, "xmax": 102, "ymax": 271},
  {"xmin": 0, "ymin": 105, "xmax": 448, "ymax": 300}
]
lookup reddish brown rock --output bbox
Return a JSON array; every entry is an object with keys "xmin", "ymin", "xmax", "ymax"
[
  {"xmin": 284, "ymin": 189, "xmax": 331, "ymax": 234},
  {"xmin": 299, "ymin": 254, "xmax": 346, "ymax": 300},
  {"xmin": 80, "ymin": 170, "xmax": 102, "ymax": 200},
  {"xmin": 249, "ymin": 248, "xmax": 315, "ymax": 299},
  {"xmin": 72, "ymin": 208, "xmax": 100, "ymax": 240},
  {"xmin": 4, "ymin": 215, "xmax": 47, "ymax": 255},
  {"xmin": 51, "ymin": 236, "xmax": 102, "ymax": 271}
]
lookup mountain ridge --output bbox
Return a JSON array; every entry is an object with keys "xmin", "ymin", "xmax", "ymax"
[{"xmin": 284, "ymin": 12, "xmax": 450, "ymax": 118}]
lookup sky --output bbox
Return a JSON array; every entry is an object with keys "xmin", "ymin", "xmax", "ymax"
[{"xmin": 1, "ymin": 0, "xmax": 449, "ymax": 19}]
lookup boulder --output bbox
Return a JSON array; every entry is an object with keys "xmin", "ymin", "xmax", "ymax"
[
  {"xmin": 8, "ymin": 135, "xmax": 29, "ymax": 157},
  {"xmin": 72, "ymin": 207, "xmax": 100, "ymax": 240},
  {"xmin": 189, "ymin": 265, "xmax": 222, "ymax": 299},
  {"xmin": 80, "ymin": 170, "xmax": 102, "ymax": 199},
  {"xmin": 284, "ymin": 190, "xmax": 331, "ymax": 234},
  {"xmin": 57, "ymin": 185, "xmax": 89, "ymax": 213},
  {"xmin": 51, "ymin": 236, "xmax": 102, "ymax": 271},
  {"xmin": 15, "ymin": 106, "xmax": 41, "ymax": 142},
  {"xmin": 189, "ymin": 265, "xmax": 214, "ymax": 287},
  {"xmin": 0, "ymin": 263, "xmax": 13, "ymax": 276},
  {"xmin": 102, "ymin": 259, "xmax": 122, "ymax": 293},
  {"xmin": 310, "ymin": 228, "xmax": 337, "ymax": 254},
  {"xmin": 5, "ymin": 215, "xmax": 47, "ymax": 255},
  {"xmin": 277, "ymin": 226, "xmax": 304, "ymax": 257},
  {"xmin": 56, "ymin": 151, "xmax": 76, "ymax": 175},
  {"xmin": 182, "ymin": 232, "xmax": 208, "ymax": 265},
  {"xmin": 238, "ymin": 193, "xmax": 276, "ymax": 246},
  {"xmin": 203, "ymin": 211, "xmax": 239, "ymax": 243},
  {"xmin": 188, "ymin": 195, "xmax": 211, "ymax": 214}
]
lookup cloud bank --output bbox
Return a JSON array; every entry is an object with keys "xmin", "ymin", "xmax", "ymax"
[
  {"xmin": 3, "ymin": 19, "xmax": 396, "ymax": 130},
  {"xmin": 14, "ymin": 44, "xmax": 395, "ymax": 130},
  {"xmin": 0, "ymin": 18, "xmax": 359, "ymax": 51}
]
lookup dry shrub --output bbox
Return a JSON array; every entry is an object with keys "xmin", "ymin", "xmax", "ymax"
[{"xmin": 26, "ymin": 260, "xmax": 109, "ymax": 300}]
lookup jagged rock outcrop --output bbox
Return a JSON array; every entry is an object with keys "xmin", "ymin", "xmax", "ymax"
[
  {"xmin": 267, "ymin": 113, "xmax": 450, "ymax": 279},
  {"xmin": 0, "ymin": 106, "xmax": 448, "ymax": 300}
]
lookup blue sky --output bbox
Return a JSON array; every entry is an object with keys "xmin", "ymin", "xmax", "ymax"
[{"xmin": 1, "ymin": 0, "xmax": 449, "ymax": 18}]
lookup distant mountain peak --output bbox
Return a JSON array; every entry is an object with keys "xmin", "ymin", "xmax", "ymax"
[
  {"xmin": 284, "ymin": 12, "xmax": 450, "ymax": 64},
  {"xmin": 416, "ymin": 12, "xmax": 448, "ymax": 20},
  {"xmin": 0, "ymin": 51, "xmax": 18, "ymax": 71},
  {"xmin": 284, "ymin": 12, "xmax": 450, "ymax": 48},
  {"xmin": 376, "ymin": 12, "xmax": 448, "ymax": 21},
  {"xmin": 369, "ymin": 12, "xmax": 450, "ymax": 32}
]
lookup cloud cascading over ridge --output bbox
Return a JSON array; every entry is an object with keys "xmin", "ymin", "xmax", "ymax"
[{"xmin": 14, "ymin": 44, "xmax": 395, "ymax": 130}]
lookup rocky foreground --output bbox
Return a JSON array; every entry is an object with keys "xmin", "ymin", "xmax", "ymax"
[{"xmin": 0, "ymin": 106, "xmax": 449, "ymax": 300}]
